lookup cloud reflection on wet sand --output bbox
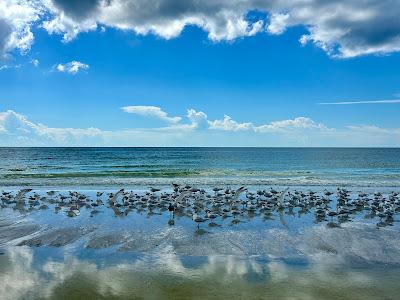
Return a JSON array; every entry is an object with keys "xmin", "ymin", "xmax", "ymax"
[{"xmin": 0, "ymin": 245, "xmax": 399, "ymax": 300}]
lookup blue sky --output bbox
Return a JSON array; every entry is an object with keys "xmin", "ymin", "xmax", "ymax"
[{"xmin": 1, "ymin": 0, "xmax": 400, "ymax": 146}]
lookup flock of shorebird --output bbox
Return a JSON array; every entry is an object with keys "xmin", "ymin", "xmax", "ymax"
[{"xmin": 1, "ymin": 185, "xmax": 399, "ymax": 228}]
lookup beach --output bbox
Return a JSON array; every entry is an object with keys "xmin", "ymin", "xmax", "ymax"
[
  {"xmin": 0, "ymin": 147, "xmax": 399, "ymax": 299},
  {"xmin": 3, "ymin": 0, "xmax": 400, "ymax": 297}
]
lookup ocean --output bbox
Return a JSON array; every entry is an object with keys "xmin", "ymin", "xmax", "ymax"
[
  {"xmin": 1, "ymin": 147, "xmax": 400, "ymax": 188},
  {"xmin": 0, "ymin": 147, "xmax": 399, "ymax": 299}
]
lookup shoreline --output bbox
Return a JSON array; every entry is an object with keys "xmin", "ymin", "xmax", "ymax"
[{"xmin": 1, "ymin": 186, "xmax": 399, "ymax": 299}]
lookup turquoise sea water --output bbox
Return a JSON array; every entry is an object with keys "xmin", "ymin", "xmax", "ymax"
[{"xmin": 1, "ymin": 147, "xmax": 400, "ymax": 188}]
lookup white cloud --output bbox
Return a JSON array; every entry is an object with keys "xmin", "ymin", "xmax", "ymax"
[
  {"xmin": 1, "ymin": 108, "xmax": 400, "ymax": 147},
  {"xmin": 347, "ymin": 125, "xmax": 400, "ymax": 135},
  {"xmin": 186, "ymin": 109, "xmax": 208, "ymax": 129},
  {"xmin": 0, "ymin": 110, "xmax": 103, "ymax": 145},
  {"xmin": 0, "ymin": 0, "xmax": 44, "ymax": 56},
  {"xmin": 30, "ymin": 58, "xmax": 39, "ymax": 67},
  {"xmin": 41, "ymin": 0, "xmax": 400, "ymax": 58},
  {"xmin": 267, "ymin": 13, "xmax": 290, "ymax": 35},
  {"xmin": 256, "ymin": 117, "xmax": 328, "ymax": 133},
  {"xmin": 319, "ymin": 99, "xmax": 400, "ymax": 105},
  {"xmin": 1, "ymin": 1, "xmax": 400, "ymax": 58},
  {"xmin": 0, "ymin": 63, "xmax": 21, "ymax": 71},
  {"xmin": 0, "ymin": 109, "xmax": 201, "ymax": 146},
  {"xmin": 209, "ymin": 115, "xmax": 253, "ymax": 132},
  {"xmin": 55, "ymin": 60, "xmax": 89, "ymax": 74},
  {"xmin": 186, "ymin": 109, "xmax": 328, "ymax": 133},
  {"xmin": 276, "ymin": 0, "xmax": 400, "ymax": 58},
  {"xmin": 41, "ymin": 0, "xmax": 98, "ymax": 42},
  {"xmin": 42, "ymin": 0, "xmax": 264, "ymax": 42},
  {"xmin": 122, "ymin": 106, "xmax": 181, "ymax": 123}
]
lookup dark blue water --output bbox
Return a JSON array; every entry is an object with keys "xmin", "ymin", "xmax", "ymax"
[{"xmin": 0, "ymin": 147, "xmax": 399, "ymax": 188}]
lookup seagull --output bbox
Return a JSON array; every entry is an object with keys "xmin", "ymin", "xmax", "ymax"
[
  {"xmin": 15, "ymin": 188, "xmax": 33, "ymax": 202},
  {"xmin": 192, "ymin": 213, "xmax": 207, "ymax": 229},
  {"xmin": 175, "ymin": 190, "xmax": 191, "ymax": 203},
  {"xmin": 109, "ymin": 189, "xmax": 125, "ymax": 205},
  {"xmin": 278, "ymin": 188, "xmax": 289, "ymax": 205},
  {"xmin": 232, "ymin": 186, "xmax": 247, "ymax": 201}
]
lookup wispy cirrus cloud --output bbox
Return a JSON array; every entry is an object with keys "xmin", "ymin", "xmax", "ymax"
[
  {"xmin": 318, "ymin": 99, "xmax": 400, "ymax": 105},
  {"xmin": 0, "ymin": 63, "xmax": 21, "ymax": 71}
]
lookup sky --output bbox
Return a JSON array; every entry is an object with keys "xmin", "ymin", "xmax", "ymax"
[{"xmin": 0, "ymin": 0, "xmax": 400, "ymax": 147}]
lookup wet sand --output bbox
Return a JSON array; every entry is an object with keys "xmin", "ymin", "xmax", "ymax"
[
  {"xmin": 0, "ymin": 187, "xmax": 399, "ymax": 299},
  {"xmin": 1, "ymin": 245, "xmax": 400, "ymax": 300}
]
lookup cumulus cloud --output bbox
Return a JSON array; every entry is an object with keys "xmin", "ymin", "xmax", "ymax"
[
  {"xmin": 1, "ymin": 108, "xmax": 400, "ymax": 146},
  {"xmin": 186, "ymin": 109, "xmax": 209, "ymax": 129},
  {"xmin": 55, "ymin": 60, "xmax": 89, "ymax": 74},
  {"xmin": 256, "ymin": 117, "xmax": 328, "ymax": 132},
  {"xmin": 122, "ymin": 106, "xmax": 181, "ymax": 123},
  {"xmin": 266, "ymin": 0, "xmax": 400, "ymax": 58},
  {"xmin": 42, "ymin": 0, "xmax": 99, "ymax": 42},
  {"xmin": 267, "ymin": 13, "xmax": 290, "ymax": 35},
  {"xmin": 0, "ymin": 109, "xmax": 198, "ymax": 146},
  {"xmin": 41, "ymin": 0, "xmax": 400, "ymax": 58},
  {"xmin": 1, "ymin": 0, "xmax": 400, "ymax": 58},
  {"xmin": 185, "ymin": 109, "xmax": 328, "ymax": 133},
  {"xmin": 0, "ymin": 110, "xmax": 103, "ymax": 145},
  {"xmin": 209, "ymin": 115, "xmax": 253, "ymax": 132},
  {"xmin": 42, "ymin": 0, "xmax": 264, "ymax": 42},
  {"xmin": 0, "ymin": 0, "xmax": 43, "ymax": 56}
]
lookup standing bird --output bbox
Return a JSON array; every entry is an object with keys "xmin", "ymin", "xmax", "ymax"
[
  {"xmin": 168, "ymin": 203, "xmax": 175, "ymax": 218},
  {"xmin": 15, "ymin": 188, "xmax": 33, "ymax": 203},
  {"xmin": 232, "ymin": 186, "xmax": 247, "ymax": 201},
  {"xmin": 192, "ymin": 213, "xmax": 207, "ymax": 229},
  {"xmin": 278, "ymin": 188, "xmax": 289, "ymax": 205},
  {"xmin": 109, "ymin": 189, "xmax": 125, "ymax": 206},
  {"xmin": 175, "ymin": 190, "xmax": 191, "ymax": 203}
]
